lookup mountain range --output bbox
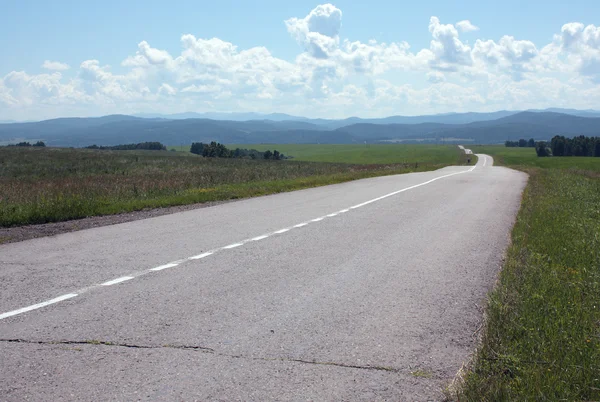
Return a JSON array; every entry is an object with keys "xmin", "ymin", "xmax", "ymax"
[{"xmin": 0, "ymin": 109, "xmax": 599, "ymax": 147}]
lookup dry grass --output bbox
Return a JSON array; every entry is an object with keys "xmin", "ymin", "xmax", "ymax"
[{"xmin": 0, "ymin": 146, "xmax": 460, "ymax": 227}]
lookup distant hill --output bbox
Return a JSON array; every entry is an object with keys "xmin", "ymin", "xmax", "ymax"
[
  {"xmin": 134, "ymin": 112, "xmax": 311, "ymax": 122},
  {"xmin": 528, "ymin": 108, "xmax": 600, "ymax": 118},
  {"xmin": 338, "ymin": 112, "xmax": 600, "ymax": 144},
  {"xmin": 0, "ymin": 110, "xmax": 598, "ymax": 146},
  {"xmin": 134, "ymin": 110, "xmax": 520, "ymax": 128}
]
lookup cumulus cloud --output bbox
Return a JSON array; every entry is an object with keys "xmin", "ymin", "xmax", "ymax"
[
  {"xmin": 42, "ymin": 60, "xmax": 71, "ymax": 71},
  {"xmin": 472, "ymin": 36, "xmax": 538, "ymax": 79},
  {"xmin": 427, "ymin": 71, "xmax": 445, "ymax": 83},
  {"xmin": 158, "ymin": 83, "xmax": 176, "ymax": 96},
  {"xmin": 122, "ymin": 41, "xmax": 173, "ymax": 67},
  {"xmin": 428, "ymin": 17, "xmax": 473, "ymax": 70},
  {"xmin": 1, "ymin": 70, "xmax": 86, "ymax": 108},
  {"xmin": 2, "ymin": 4, "xmax": 600, "ymax": 120},
  {"xmin": 285, "ymin": 4, "xmax": 342, "ymax": 59},
  {"xmin": 555, "ymin": 22, "xmax": 600, "ymax": 81},
  {"xmin": 456, "ymin": 20, "xmax": 479, "ymax": 33}
]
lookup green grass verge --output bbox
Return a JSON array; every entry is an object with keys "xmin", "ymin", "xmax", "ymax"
[
  {"xmin": 458, "ymin": 146, "xmax": 600, "ymax": 401},
  {"xmin": 0, "ymin": 145, "xmax": 467, "ymax": 227}
]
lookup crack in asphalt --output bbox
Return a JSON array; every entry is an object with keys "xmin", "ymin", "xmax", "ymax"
[
  {"xmin": 0, "ymin": 338, "xmax": 401, "ymax": 373},
  {"xmin": 0, "ymin": 338, "xmax": 215, "ymax": 352}
]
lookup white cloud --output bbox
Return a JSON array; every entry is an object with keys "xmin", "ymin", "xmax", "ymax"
[
  {"xmin": 2, "ymin": 5, "xmax": 600, "ymax": 120},
  {"xmin": 181, "ymin": 84, "xmax": 221, "ymax": 93},
  {"xmin": 285, "ymin": 3, "xmax": 342, "ymax": 59},
  {"xmin": 427, "ymin": 71, "xmax": 445, "ymax": 83},
  {"xmin": 472, "ymin": 36, "xmax": 538, "ymax": 80},
  {"xmin": 554, "ymin": 22, "xmax": 600, "ymax": 81},
  {"xmin": 122, "ymin": 41, "xmax": 174, "ymax": 68},
  {"xmin": 158, "ymin": 83, "xmax": 176, "ymax": 96},
  {"xmin": 428, "ymin": 17, "xmax": 473, "ymax": 70},
  {"xmin": 456, "ymin": 20, "xmax": 479, "ymax": 33},
  {"xmin": 42, "ymin": 60, "xmax": 71, "ymax": 71}
]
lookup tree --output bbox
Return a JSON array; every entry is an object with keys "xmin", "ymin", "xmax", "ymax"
[
  {"xmin": 84, "ymin": 142, "xmax": 166, "ymax": 151},
  {"xmin": 551, "ymin": 135, "xmax": 566, "ymax": 156},
  {"xmin": 518, "ymin": 139, "xmax": 527, "ymax": 147},
  {"xmin": 190, "ymin": 142, "xmax": 204, "ymax": 155},
  {"xmin": 263, "ymin": 150, "xmax": 273, "ymax": 160},
  {"xmin": 527, "ymin": 138, "xmax": 535, "ymax": 147},
  {"xmin": 273, "ymin": 150, "xmax": 281, "ymax": 160},
  {"xmin": 536, "ymin": 141, "xmax": 550, "ymax": 157}
]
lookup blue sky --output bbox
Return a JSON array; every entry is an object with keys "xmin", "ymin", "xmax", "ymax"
[{"xmin": 1, "ymin": 1, "xmax": 599, "ymax": 120}]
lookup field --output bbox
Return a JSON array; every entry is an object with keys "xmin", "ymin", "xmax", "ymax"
[
  {"xmin": 0, "ymin": 145, "xmax": 468, "ymax": 228},
  {"xmin": 169, "ymin": 144, "xmax": 472, "ymax": 165},
  {"xmin": 227, "ymin": 144, "xmax": 466, "ymax": 165},
  {"xmin": 459, "ymin": 146, "xmax": 600, "ymax": 400},
  {"xmin": 471, "ymin": 145, "xmax": 600, "ymax": 171}
]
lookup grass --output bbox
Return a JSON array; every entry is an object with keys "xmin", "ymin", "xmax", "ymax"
[
  {"xmin": 0, "ymin": 145, "xmax": 468, "ymax": 228},
  {"xmin": 411, "ymin": 369, "xmax": 434, "ymax": 379},
  {"xmin": 471, "ymin": 146, "xmax": 600, "ymax": 171},
  {"xmin": 458, "ymin": 146, "xmax": 600, "ymax": 401},
  {"xmin": 170, "ymin": 143, "xmax": 468, "ymax": 165}
]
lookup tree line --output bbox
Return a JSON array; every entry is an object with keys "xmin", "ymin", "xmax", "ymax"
[
  {"xmin": 190, "ymin": 142, "xmax": 287, "ymax": 160},
  {"xmin": 550, "ymin": 135, "xmax": 600, "ymax": 157},
  {"xmin": 6, "ymin": 141, "xmax": 46, "ymax": 147},
  {"xmin": 505, "ymin": 139, "xmax": 536, "ymax": 148},
  {"xmin": 85, "ymin": 142, "xmax": 167, "ymax": 151}
]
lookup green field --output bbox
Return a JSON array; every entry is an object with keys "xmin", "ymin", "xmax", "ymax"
[
  {"xmin": 169, "ymin": 144, "xmax": 474, "ymax": 165},
  {"xmin": 228, "ymin": 144, "xmax": 468, "ymax": 165},
  {"xmin": 0, "ymin": 145, "xmax": 469, "ymax": 230},
  {"xmin": 472, "ymin": 145, "xmax": 600, "ymax": 171},
  {"xmin": 459, "ymin": 146, "xmax": 600, "ymax": 401}
]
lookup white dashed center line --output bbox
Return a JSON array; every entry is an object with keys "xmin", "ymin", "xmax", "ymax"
[
  {"xmin": 150, "ymin": 263, "xmax": 180, "ymax": 272},
  {"xmin": 101, "ymin": 277, "xmax": 134, "ymax": 286},
  {"xmin": 189, "ymin": 252, "xmax": 214, "ymax": 260},
  {"xmin": 0, "ymin": 294, "xmax": 79, "ymax": 321},
  {"xmin": 223, "ymin": 243, "xmax": 244, "ymax": 249}
]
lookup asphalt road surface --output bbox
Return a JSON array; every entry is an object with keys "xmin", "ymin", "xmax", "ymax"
[{"xmin": 0, "ymin": 155, "xmax": 527, "ymax": 401}]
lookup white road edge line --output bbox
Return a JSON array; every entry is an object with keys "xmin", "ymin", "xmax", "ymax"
[
  {"xmin": 101, "ymin": 276, "xmax": 134, "ymax": 286},
  {"xmin": 0, "ymin": 164, "xmax": 480, "ymax": 321},
  {"xmin": 0, "ymin": 294, "xmax": 79, "ymax": 321}
]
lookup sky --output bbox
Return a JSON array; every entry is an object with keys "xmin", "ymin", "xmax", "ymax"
[{"xmin": 1, "ymin": 0, "xmax": 600, "ymax": 120}]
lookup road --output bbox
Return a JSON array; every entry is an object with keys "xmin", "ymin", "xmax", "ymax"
[{"xmin": 0, "ymin": 155, "xmax": 527, "ymax": 401}]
